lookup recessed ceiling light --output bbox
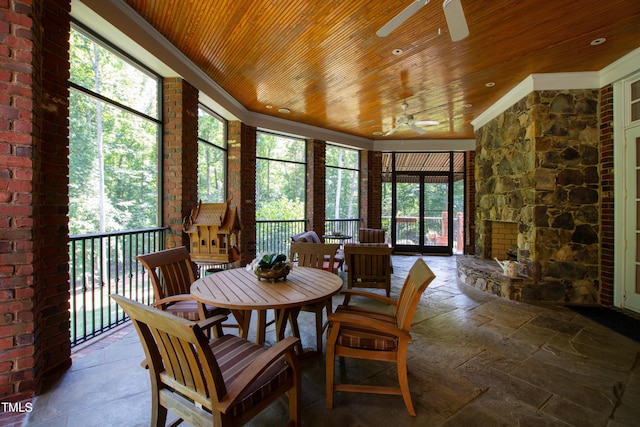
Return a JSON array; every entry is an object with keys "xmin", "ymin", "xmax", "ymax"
[
  {"xmin": 278, "ymin": 108, "xmax": 291, "ymax": 114},
  {"xmin": 463, "ymin": 103, "xmax": 472, "ymax": 108},
  {"xmin": 392, "ymin": 48, "xmax": 404, "ymax": 55},
  {"xmin": 485, "ymin": 82, "xmax": 495, "ymax": 88},
  {"xmin": 266, "ymin": 105, "xmax": 273, "ymax": 109},
  {"xmin": 590, "ymin": 38, "xmax": 606, "ymax": 46},
  {"xmin": 373, "ymin": 131, "xmax": 383, "ymax": 136}
]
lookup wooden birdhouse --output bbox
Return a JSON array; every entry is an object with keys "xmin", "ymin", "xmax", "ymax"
[{"xmin": 182, "ymin": 200, "xmax": 242, "ymax": 267}]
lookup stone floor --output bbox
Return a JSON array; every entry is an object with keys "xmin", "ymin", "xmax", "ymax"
[{"xmin": 16, "ymin": 255, "xmax": 640, "ymax": 426}]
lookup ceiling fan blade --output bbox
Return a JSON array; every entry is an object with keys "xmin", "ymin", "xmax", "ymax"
[
  {"xmin": 408, "ymin": 124, "xmax": 428, "ymax": 134},
  {"xmin": 443, "ymin": 0, "xmax": 469, "ymax": 41},
  {"xmin": 384, "ymin": 126, "xmax": 401, "ymax": 136},
  {"xmin": 376, "ymin": 0, "xmax": 431, "ymax": 38},
  {"xmin": 414, "ymin": 120, "xmax": 440, "ymax": 126}
]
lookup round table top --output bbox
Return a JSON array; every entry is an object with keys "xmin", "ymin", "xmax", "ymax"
[{"xmin": 190, "ymin": 266, "xmax": 343, "ymax": 311}]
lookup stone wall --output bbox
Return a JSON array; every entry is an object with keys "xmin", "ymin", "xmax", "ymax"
[{"xmin": 475, "ymin": 89, "xmax": 601, "ymax": 303}]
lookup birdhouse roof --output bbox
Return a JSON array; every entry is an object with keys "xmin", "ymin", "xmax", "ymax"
[
  {"xmin": 182, "ymin": 200, "xmax": 242, "ymax": 234},
  {"xmin": 192, "ymin": 201, "xmax": 228, "ymax": 226}
]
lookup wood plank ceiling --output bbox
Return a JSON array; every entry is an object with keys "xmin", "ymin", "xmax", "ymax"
[{"xmin": 124, "ymin": 0, "xmax": 640, "ymax": 141}]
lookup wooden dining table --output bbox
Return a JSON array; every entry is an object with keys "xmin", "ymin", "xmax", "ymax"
[{"xmin": 190, "ymin": 266, "xmax": 343, "ymax": 354}]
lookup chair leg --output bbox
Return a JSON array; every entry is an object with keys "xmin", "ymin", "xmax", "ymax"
[
  {"xmin": 212, "ymin": 321, "xmax": 224, "ymax": 338},
  {"xmin": 150, "ymin": 393, "xmax": 168, "ymax": 427},
  {"xmin": 316, "ymin": 297, "xmax": 332, "ymax": 353},
  {"xmin": 397, "ymin": 357, "xmax": 416, "ymax": 416},
  {"xmin": 288, "ymin": 356, "xmax": 302, "ymax": 426},
  {"xmin": 325, "ymin": 335, "xmax": 336, "ymax": 409},
  {"xmin": 256, "ymin": 309, "xmax": 267, "ymax": 344},
  {"xmin": 315, "ymin": 304, "xmax": 323, "ymax": 353}
]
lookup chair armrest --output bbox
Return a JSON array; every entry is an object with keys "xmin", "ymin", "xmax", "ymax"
[
  {"xmin": 327, "ymin": 311, "xmax": 410, "ymax": 340},
  {"xmin": 218, "ymin": 336, "xmax": 300, "ymax": 411},
  {"xmin": 340, "ymin": 289, "xmax": 397, "ymax": 306},
  {"xmin": 196, "ymin": 314, "xmax": 229, "ymax": 331},
  {"xmin": 150, "ymin": 293, "xmax": 194, "ymax": 307}
]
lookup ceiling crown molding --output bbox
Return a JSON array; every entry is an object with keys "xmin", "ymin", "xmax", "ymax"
[{"xmin": 472, "ymin": 47, "xmax": 640, "ymax": 131}]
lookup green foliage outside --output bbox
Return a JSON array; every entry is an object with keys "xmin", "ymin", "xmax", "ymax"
[
  {"xmin": 326, "ymin": 145, "xmax": 359, "ymax": 219},
  {"xmin": 256, "ymin": 133, "xmax": 306, "ymax": 220},
  {"xmin": 69, "ymin": 28, "xmax": 160, "ymax": 235},
  {"xmin": 381, "ymin": 153, "xmax": 465, "ymax": 244},
  {"xmin": 198, "ymin": 108, "xmax": 226, "ymax": 203}
]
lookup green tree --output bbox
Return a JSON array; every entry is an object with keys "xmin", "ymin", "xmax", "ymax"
[
  {"xmin": 198, "ymin": 108, "xmax": 226, "ymax": 202},
  {"xmin": 69, "ymin": 28, "xmax": 159, "ymax": 235},
  {"xmin": 256, "ymin": 133, "xmax": 305, "ymax": 220}
]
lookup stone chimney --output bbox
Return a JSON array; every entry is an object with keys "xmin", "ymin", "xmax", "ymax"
[{"xmin": 474, "ymin": 89, "xmax": 600, "ymax": 303}]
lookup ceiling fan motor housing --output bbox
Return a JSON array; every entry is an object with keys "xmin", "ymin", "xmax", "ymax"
[{"xmin": 397, "ymin": 114, "xmax": 413, "ymax": 125}]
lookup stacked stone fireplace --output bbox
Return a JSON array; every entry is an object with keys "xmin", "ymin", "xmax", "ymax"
[{"xmin": 458, "ymin": 88, "xmax": 601, "ymax": 304}]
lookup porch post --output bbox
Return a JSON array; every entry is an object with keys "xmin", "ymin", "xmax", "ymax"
[
  {"xmin": 162, "ymin": 78, "xmax": 199, "ymax": 249},
  {"xmin": 361, "ymin": 150, "xmax": 383, "ymax": 229},
  {"xmin": 1, "ymin": 0, "xmax": 73, "ymax": 400},
  {"xmin": 227, "ymin": 122, "xmax": 257, "ymax": 266},
  {"xmin": 307, "ymin": 139, "xmax": 326, "ymax": 238}
]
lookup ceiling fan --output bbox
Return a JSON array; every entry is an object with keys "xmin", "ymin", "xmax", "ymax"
[
  {"xmin": 384, "ymin": 102, "xmax": 439, "ymax": 136},
  {"xmin": 377, "ymin": 0, "xmax": 469, "ymax": 41}
]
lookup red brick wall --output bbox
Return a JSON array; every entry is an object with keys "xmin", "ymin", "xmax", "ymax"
[
  {"xmin": 162, "ymin": 78, "xmax": 199, "ymax": 248},
  {"xmin": 307, "ymin": 139, "xmax": 326, "ymax": 236},
  {"xmin": 228, "ymin": 121, "xmax": 256, "ymax": 265},
  {"xmin": 600, "ymin": 84, "xmax": 614, "ymax": 306},
  {"xmin": 364, "ymin": 150, "xmax": 382, "ymax": 229},
  {"xmin": 0, "ymin": 0, "xmax": 72, "ymax": 400},
  {"xmin": 359, "ymin": 151, "xmax": 369, "ymax": 226}
]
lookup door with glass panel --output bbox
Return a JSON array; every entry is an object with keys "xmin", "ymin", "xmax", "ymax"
[
  {"xmin": 625, "ymin": 125, "xmax": 640, "ymax": 313},
  {"xmin": 382, "ymin": 152, "xmax": 465, "ymax": 255},
  {"xmin": 394, "ymin": 173, "xmax": 451, "ymax": 254}
]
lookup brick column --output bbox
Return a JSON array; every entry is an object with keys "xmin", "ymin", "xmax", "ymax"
[
  {"xmin": 600, "ymin": 84, "xmax": 614, "ymax": 306},
  {"xmin": 227, "ymin": 121, "xmax": 256, "ymax": 266},
  {"xmin": 359, "ymin": 151, "xmax": 369, "ymax": 227},
  {"xmin": 361, "ymin": 150, "xmax": 382, "ymax": 229},
  {"xmin": 1, "ymin": 0, "xmax": 72, "ymax": 401},
  {"xmin": 162, "ymin": 78, "xmax": 199, "ymax": 249},
  {"xmin": 307, "ymin": 139, "xmax": 326, "ymax": 237}
]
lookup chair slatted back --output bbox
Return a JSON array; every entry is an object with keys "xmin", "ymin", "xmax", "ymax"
[
  {"xmin": 111, "ymin": 294, "xmax": 225, "ymax": 408},
  {"xmin": 358, "ymin": 228, "xmax": 386, "ymax": 244},
  {"xmin": 137, "ymin": 246, "xmax": 198, "ymax": 302},
  {"xmin": 290, "ymin": 242, "xmax": 340, "ymax": 272},
  {"xmin": 344, "ymin": 244, "xmax": 392, "ymax": 288},
  {"xmin": 394, "ymin": 258, "xmax": 435, "ymax": 331}
]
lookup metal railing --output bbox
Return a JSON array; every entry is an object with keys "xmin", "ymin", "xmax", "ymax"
[
  {"xmin": 255, "ymin": 218, "xmax": 361, "ymax": 255},
  {"xmin": 385, "ymin": 213, "xmax": 464, "ymax": 252},
  {"xmin": 69, "ymin": 227, "xmax": 168, "ymax": 347},
  {"xmin": 256, "ymin": 220, "xmax": 307, "ymax": 255},
  {"xmin": 69, "ymin": 218, "xmax": 363, "ymax": 346},
  {"xmin": 325, "ymin": 218, "xmax": 360, "ymax": 243}
]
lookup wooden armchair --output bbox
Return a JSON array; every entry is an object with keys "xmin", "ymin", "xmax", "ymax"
[
  {"xmin": 136, "ymin": 246, "xmax": 230, "ymax": 336},
  {"xmin": 290, "ymin": 230, "xmax": 345, "ymax": 266},
  {"xmin": 289, "ymin": 242, "xmax": 341, "ymax": 353},
  {"xmin": 343, "ymin": 244, "xmax": 394, "ymax": 297},
  {"xmin": 111, "ymin": 295, "xmax": 301, "ymax": 427},
  {"xmin": 356, "ymin": 228, "xmax": 393, "ymax": 273},
  {"xmin": 325, "ymin": 258, "xmax": 435, "ymax": 416}
]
